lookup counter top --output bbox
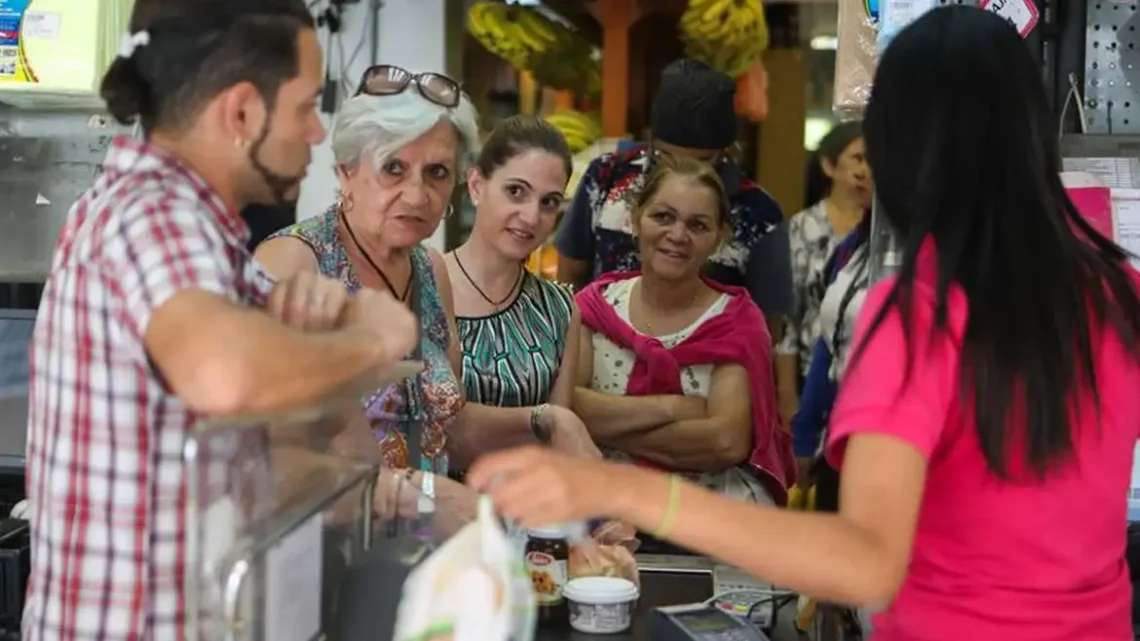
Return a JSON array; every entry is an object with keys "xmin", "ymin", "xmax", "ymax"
[{"xmin": 535, "ymin": 561, "xmax": 800, "ymax": 641}]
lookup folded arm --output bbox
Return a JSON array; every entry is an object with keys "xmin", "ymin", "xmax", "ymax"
[
  {"xmin": 607, "ymin": 363, "xmax": 753, "ymax": 471},
  {"xmin": 115, "ymin": 211, "xmax": 394, "ymax": 415},
  {"xmin": 573, "ymin": 327, "xmax": 705, "ymax": 444}
]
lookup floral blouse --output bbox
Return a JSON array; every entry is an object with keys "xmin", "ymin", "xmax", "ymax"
[
  {"xmin": 775, "ymin": 202, "xmax": 843, "ymax": 379},
  {"xmin": 269, "ymin": 207, "xmax": 463, "ymax": 474}
]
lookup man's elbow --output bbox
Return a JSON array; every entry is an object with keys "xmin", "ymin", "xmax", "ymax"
[{"xmin": 172, "ymin": 357, "xmax": 258, "ymax": 415}]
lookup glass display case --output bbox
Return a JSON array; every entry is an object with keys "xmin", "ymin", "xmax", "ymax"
[{"xmin": 183, "ymin": 362, "xmax": 425, "ymax": 641}]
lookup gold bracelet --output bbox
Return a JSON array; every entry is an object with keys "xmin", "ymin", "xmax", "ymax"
[{"xmin": 652, "ymin": 474, "xmax": 683, "ymax": 539}]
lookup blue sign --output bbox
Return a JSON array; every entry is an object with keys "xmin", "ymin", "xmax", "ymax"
[{"xmin": 865, "ymin": 0, "xmax": 880, "ymax": 23}]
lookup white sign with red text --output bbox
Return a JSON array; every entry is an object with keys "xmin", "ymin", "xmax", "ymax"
[{"xmin": 979, "ymin": 0, "xmax": 1041, "ymax": 39}]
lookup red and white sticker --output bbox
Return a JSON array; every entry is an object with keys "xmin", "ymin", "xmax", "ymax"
[{"xmin": 979, "ymin": 0, "xmax": 1041, "ymax": 39}]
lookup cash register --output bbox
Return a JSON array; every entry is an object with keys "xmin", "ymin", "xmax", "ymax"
[{"xmin": 649, "ymin": 603, "xmax": 772, "ymax": 641}]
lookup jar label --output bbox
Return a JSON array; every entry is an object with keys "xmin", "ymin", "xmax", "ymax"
[{"xmin": 526, "ymin": 551, "xmax": 567, "ymax": 604}]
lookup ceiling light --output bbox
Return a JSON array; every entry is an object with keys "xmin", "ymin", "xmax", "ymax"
[{"xmin": 809, "ymin": 35, "xmax": 838, "ymax": 51}]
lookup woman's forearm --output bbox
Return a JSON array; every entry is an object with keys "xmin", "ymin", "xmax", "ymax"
[
  {"xmin": 604, "ymin": 465, "xmax": 900, "ymax": 607},
  {"xmin": 607, "ymin": 417, "xmax": 748, "ymax": 471},
  {"xmin": 447, "ymin": 403, "xmax": 534, "ymax": 469},
  {"xmin": 573, "ymin": 387, "xmax": 706, "ymax": 444}
]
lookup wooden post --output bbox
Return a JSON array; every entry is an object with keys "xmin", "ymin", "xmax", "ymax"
[
  {"xmin": 588, "ymin": 0, "xmax": 644, "ymax": 138},
  {"xmin": 518, "ymin": 71, "xmax": 538, "ymax": 115},
  {"xmin": 757, "ymin": 48, "xmax": 807, "ymax": 218},
  {"xmin": 553, "ymin": 91, "xmax": 575, "ymax": 110}
]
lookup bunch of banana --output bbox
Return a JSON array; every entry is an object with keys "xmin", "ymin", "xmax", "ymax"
[
  {"xmin": 544, "ymin": 109, "xmax": 602, "ymax": 153},
  {"xmin": 529, "ymin": 48, "xmax": 602, "ymax": 96},
  {"xmin": 679, "ymin": 0, "xmax": 770, "ymax": 78},
  {"xmin": 467, "ymin": 1, "xmax": 602, "ymax": 95}
]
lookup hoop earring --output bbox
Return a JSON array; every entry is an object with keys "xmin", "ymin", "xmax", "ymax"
[{"xmin": 444, "ymin": 204, "xmax": 454, "ymax": 219}]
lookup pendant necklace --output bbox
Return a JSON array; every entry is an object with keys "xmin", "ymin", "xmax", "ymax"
[
  {"xmin": 453, "ymin": 249, "xmax": 523, "ymax": 311},
  {"xmin": 340, "ymin": 208, "xmax": 413, "ymax": 301}
]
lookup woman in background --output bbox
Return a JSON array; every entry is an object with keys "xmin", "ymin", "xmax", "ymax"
[
  {"xmin": 774, "ymin": 122, "xmax": 870, "ymax": 422},
  {"xmin": 469, "ymin": 8, "xmax": 1140, "ymax": 640},
  {"xmin": 573, "ymin": 155, "xmax": 793, "ymax": 506},
  {"xmin": 792, "ymin": 219, "xmax": 871, "ymax": 508},
  {"xmin": 446, "ymin": 114, "xmax": 597, "ymax": 461}
]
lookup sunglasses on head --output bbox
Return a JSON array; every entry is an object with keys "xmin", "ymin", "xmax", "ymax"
[{"xmin": 356, "ymin": 64, "xmax": 461, "ymax": 108}]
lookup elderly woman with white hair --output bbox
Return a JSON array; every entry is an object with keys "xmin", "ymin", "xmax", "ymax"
[{"xmin": 256, "ymin": 66, "xmax": 593, "ymax": 514}]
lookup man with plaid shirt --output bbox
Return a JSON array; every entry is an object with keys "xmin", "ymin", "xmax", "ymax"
[{"xmin": 23, "ymin": 1, "xmax": 417, "ymax": 639}]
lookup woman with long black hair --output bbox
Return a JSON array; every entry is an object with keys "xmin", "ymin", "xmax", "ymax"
[{"xmin": 466, "ymin": 7, "xmax": 1140, "ymax": 640}]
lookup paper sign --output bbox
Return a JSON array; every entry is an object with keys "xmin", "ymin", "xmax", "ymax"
[
  {"xmin": 1064, "ymin": 157, "xmax": 1140, "ymax": 189},
  {"xmin": 22, "ymin": 12, "xmax": 61, "ymax": 39},
  {"xmin": 979, "ymin": 0, "xmax": 1040, "ymax": 39},
  {"xmin": 1113, "ymin": 191, "xmax": 1140, "ymax": 271},
  {"xmin": 264, "ymin": 513, "xmax": 324, "ymax": 641}
]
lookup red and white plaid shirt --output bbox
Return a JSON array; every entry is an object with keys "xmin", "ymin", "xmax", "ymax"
[{"xmin": 24, "ymin": 137, "xmax": 274, "ymax": 641}]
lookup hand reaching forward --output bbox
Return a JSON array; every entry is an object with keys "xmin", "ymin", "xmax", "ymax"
[{"xmin": 467, "ymin": 446, "xmax": 623, "ymax": 529}]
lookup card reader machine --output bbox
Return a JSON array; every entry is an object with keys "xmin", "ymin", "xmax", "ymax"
[{"xmin": 649, "ymin": 603, "xmax": 772, "ymax": 641}]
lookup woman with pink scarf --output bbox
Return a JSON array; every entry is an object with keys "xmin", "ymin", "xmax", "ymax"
[{"xmin": 570, "ymin": 155, "xmax": 794, "ymax": 506}]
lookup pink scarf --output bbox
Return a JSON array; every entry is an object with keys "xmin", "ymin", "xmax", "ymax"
[{"xmin": 576, "ymin": 272, "xmax": 795, "ymax": 504}]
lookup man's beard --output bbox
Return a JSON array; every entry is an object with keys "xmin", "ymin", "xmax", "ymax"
[{"xmin": 246, "ymin": 117, "xmax": 306, "ymax": 210}]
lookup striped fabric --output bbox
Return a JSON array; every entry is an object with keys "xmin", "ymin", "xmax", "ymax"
[{"xmin": 456, "ymin": 273, "xmax": 574, "ymax": 407}]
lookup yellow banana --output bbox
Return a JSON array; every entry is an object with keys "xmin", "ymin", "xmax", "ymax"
[
  {"xmin": 701, "ymin": 0, "xmax": 733, "ymax": 26},
  {"xmin": 517, "ymin": 8, "xmax": 559, "ymax": 47}
]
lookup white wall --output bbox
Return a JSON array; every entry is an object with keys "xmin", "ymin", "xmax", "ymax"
[{"xmin": 299, "ymin": 0, "xmax": 450, "ymax": 251}]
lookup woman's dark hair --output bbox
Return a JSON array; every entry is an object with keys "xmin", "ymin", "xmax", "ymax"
[
  {"xmin": 475, "ymin": 115, "xmax": 573, "ymax": 181},
  {"xmin": 101, "ymin": 0, "xmax": 316, "ymax": 134},
  {"xmin": 857, "ymin": 6, "xmax": 1140, "ymax": 479},
  {"xmin": 804, "ymin": 120, "xmax": 863, "ymax": 206}
]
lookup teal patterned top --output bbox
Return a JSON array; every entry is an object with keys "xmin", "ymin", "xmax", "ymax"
[
  {"xmin": 268, "ymin": 207, "xmax": 463, "ymax": 475},
  {"xmin": 456, "ymin": 272, "xmax": 574, "ymax": 407}
]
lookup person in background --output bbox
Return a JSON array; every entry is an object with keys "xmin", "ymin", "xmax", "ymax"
[
  {"xmin": 791, "ymin": 217, "xmax": 871, "ymax": 507},
  {"xmin": 24, "ymin": 2, "xmax": 418, "ymax": 640},
  {"xmin": 573, "ymin": 156, "xmax": 793, "ymax": 506},
  {"xmin": 255, "ymin": 66, "xmax": 591, "ymax": 513},
  {"xmin": 445, "ymin": 115, "xmax": 598, "ymax": 463},
  {"xmin": 242, "ymin": 202, "xmax": 297, "ymax": 250},
  {"xmin": 468, "ymin": 7, "xmax": 1140, "ymax": 641},
  {"xmin": 774, "ymin": 122, "xmax": 869, "ymax": 424},
  {"xmin": 553, "ymin": 59, "xmax": 792, "ymax": 356}
]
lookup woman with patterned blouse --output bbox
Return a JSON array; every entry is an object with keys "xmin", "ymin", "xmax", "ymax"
[
  {"xmin": 774, "ymin": 122, "xmax": 871, "ymax": 422},
  {"xmin": 445, "ymin": 115, "xmax": 598, "ymax": 465}
]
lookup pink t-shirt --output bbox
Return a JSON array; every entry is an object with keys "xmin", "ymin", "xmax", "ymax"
[{"xmin": 827, "ymin": 242, "xmax": 1140, "ymax": 641}]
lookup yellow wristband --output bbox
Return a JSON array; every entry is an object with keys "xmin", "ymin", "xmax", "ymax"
[{"xmin": 652, "ymin": 474, "xmax": 683, "ymax": 539}]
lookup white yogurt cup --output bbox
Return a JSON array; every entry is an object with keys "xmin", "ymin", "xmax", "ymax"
[{"xmin": 563, "ymin": 576, "xmax": 640, "ymax": 634}]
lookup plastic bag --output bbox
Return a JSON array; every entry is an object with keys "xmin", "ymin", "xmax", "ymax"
[
  {"xmin": 734, "ymin": 61, "xmax": 769, "ymax": 122},
  {"xmin": 393, "ymin": 496, "xmax": 536, "ymax": 641},
  {"xmin": 567, "ymin": 521, "xmax": 640, "ymax": 586},
  {"xmin": 833, "ymin": 0, "xmax": 878, "ymax": 120}
]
